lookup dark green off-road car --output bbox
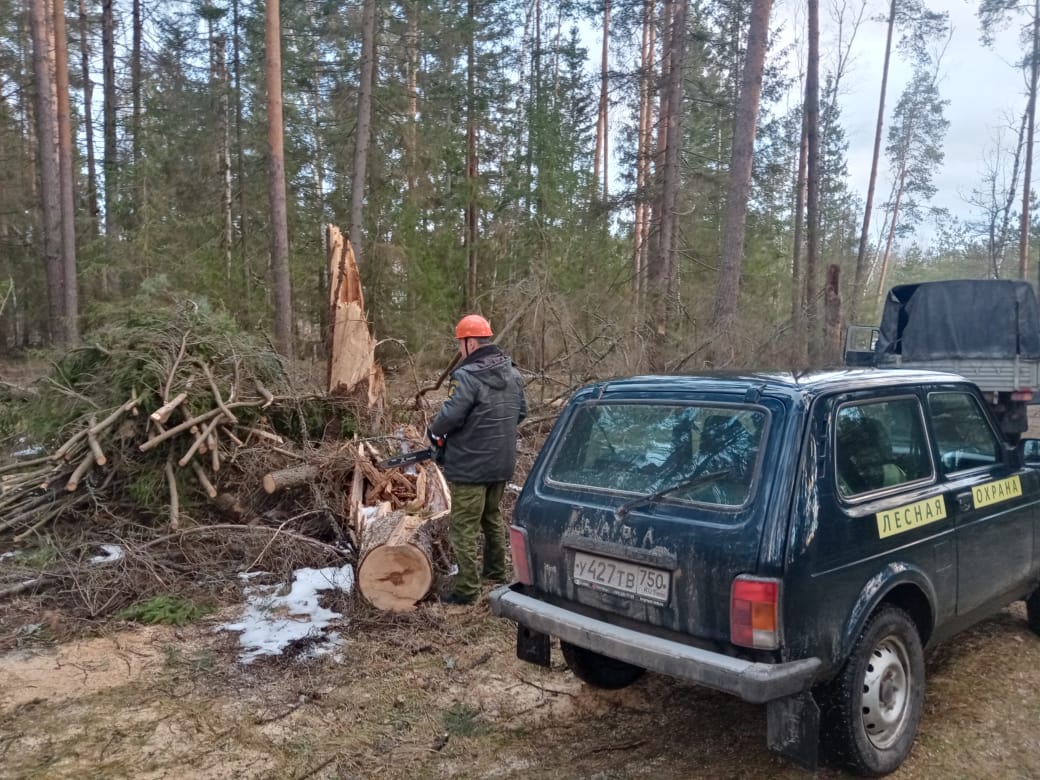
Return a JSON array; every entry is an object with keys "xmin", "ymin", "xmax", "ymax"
[{"xmin": 490, "ymin": 370, "xmax": 1040, "ymax": 775}]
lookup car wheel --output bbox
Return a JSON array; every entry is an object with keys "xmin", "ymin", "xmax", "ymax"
[
  {"xmin": 560, "ymin": 641, "xmax": 645, "ymax": 690},
  {"xmin": 819, "ymin": 606, "xmax": 925, "ymax": 776},
  {"xmin": 1026, "ymin": 587, "xmax": 1040, "ymax": 635}
]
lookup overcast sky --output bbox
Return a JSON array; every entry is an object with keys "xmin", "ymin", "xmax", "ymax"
[{"xmin": 795, "ymin": 0, "xmax": 1028, "ymax": 240}]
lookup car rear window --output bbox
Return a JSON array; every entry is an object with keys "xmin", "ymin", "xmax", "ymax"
[{"xmin": 545, "ymin": 403, "xmax": 766, "ymax": 507}]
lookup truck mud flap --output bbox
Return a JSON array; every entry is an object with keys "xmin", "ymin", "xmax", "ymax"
[
  {"xmin": 516, "ymin": 625, "xmax": 551, "ymax": 667},
  {"xmin": 766, "ymin": 690, "xmax": 819, "ymax": 770}
]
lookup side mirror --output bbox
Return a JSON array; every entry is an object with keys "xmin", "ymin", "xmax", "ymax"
[{"xmin": 1021, "ymin": 438, "xmax": 1040, "ymax": 467}]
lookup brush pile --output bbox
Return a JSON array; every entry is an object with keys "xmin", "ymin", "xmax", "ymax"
[{"xmin": 0, "ymin": 300, "xmax": 431, "ymax": 554}]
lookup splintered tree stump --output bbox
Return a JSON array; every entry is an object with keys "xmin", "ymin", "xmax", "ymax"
[{"xmin": 357, "ymin": 507, "xmax": 437, "ymax": 611}]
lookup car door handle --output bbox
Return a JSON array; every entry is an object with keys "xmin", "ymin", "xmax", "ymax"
[{"xmin": 955, "ymin": 492, "xmax": 973, "ymax": 512}]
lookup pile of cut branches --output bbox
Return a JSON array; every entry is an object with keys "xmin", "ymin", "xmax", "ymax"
[{"xmin": 0, "ymin": 300, "xmax": 425, "ymax": 547}]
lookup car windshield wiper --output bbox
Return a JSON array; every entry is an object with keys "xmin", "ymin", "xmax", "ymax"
[{"xmin": 615, "ymin": 469, "xmax": 733, "ymax": 518}]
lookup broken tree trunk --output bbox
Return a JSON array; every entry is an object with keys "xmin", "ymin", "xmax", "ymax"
[
  {"xmin": 356, "ymin": 457, "xmax": 450, "ymax": 611},
  {"xmin": 326, "ymin": 224, "xmax": 385, "ymax": 408}
]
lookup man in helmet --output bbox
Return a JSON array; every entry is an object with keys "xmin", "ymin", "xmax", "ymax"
[{"xmin": 429, "ymin": 314, "xmax": 527, "ymax": 605}]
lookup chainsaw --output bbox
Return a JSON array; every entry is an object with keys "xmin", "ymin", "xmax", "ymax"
[
  {"xmin": 378, "ymin": 431, "xmax": 445, "ymax": 470},
  {"xmin": 377, "ymin": 448, "xmax": 435, "ymax": 469}
]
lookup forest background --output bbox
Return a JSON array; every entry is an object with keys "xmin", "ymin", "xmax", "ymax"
[{"xmin": 2, "ymin": 0, "xmax": 1039, "ymax": 382}]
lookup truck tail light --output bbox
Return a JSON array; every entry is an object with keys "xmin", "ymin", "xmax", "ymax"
[
  {"xmin": 1012, "ymin": 390, "xmax": 1033, "ymax": 401},
  {"xmin": 730, "ymin": 576, "xmax": 781, "ymax": 650},
  {"xmin": 509, "ymin": 525, "xmax": 534, "ymax": 585}
]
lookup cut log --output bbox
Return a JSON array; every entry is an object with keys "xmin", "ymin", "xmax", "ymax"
[
  {"xmin": 357, "ymin": 507, "xmax": 436, "ymax": 611},
  {"xmin": 356, "ymin": 458, "xmax": 451, "ymax": 611},
  {"xmin": 262, "ymin": 464, "xmax": 320, "ymax": 494}
]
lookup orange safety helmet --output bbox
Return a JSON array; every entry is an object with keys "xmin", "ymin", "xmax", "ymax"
[{"xmin": 455, "ymin": 314, "xmax": 494, "ymax": 339}]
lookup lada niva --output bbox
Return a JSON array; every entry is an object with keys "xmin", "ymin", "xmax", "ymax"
[{"xmin": 489, "ymin": 370, "xmax": 1040, "ymax": 775}]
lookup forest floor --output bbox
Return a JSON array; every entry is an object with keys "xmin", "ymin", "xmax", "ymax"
[
  {"xmin": 3, "ymin": 363, "xmax": 1040, "ymax": 778},
  {"xmin": 2, "ymin": 594, "xmax": 1040, "ymax": 779}
]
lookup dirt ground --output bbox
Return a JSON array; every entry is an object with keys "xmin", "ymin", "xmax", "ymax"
[{"xmin": 2, "ymin": 592, "xmax": 1040, "ymax": 780}]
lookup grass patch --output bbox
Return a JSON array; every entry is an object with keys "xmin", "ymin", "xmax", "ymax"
[
  {"xmin": 442, "ymin": 703, "xmax": 488, "ymax": 737},
  {"xmin": 118, "ymin": 595, "xmax": 212, "ymax": 626}
]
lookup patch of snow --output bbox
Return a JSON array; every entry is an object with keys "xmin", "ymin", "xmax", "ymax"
[
  {"xmin": 89, "ymin": 544, "xmax": 124, "ymax": 564},
  {"xmin": 506, "ymin": 483, "xmax": 523, "ymax": 494},
  {"xmin": 218, "ymin": 565, "xmax": 355, "ymax": 664},
  {"xmin": 0, "ymin": 552, "xmax": 16, "ymax": 563},
  {"xmin": 11, "ymin": 445, "xmax": 45, "ymax": 459}
]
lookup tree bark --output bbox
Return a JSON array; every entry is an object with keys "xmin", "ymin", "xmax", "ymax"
[
  {"xmin": 77, "ymin": 0, "xmax": 98, "ymax": 233},
  {"xmin": 632, "ymin": 0, "xmax": 655, "ymax": 301},
  {"xmin": 852, "ymin": 0, "xmax": 895, "ymax": 319},
  {"xmin": 465, "ymin": 0, "xmax": 478, "ymax": 308},
  {"xmin": 791, "ymin": 108, "xmax": 808, "ymax": 359},
  {"xmin": 52, "ymin": 0, "xmax": 78, "ymax": 344},
  {"xmin": 350, "ymin": 0, "xmax": 377, "ymax": 267},
  {"xmin": 101, "ymin": 0, "xmax": 117, "ymax": 236},
  {"xmin": 710, "ymin": 0, "xmax": 773, "ymax": 358},
  {"xmin": 265, "ymin": 0, "xmax": 294, "ymax": 359},
  {"xmin": 593, "ymin": 0, "xmax": 610, "ymax": 201},
  {"xmin": 30, "ymin": 0, "xmax": 64, "ymax": 345},
  {"xmin": 1023, "ymin": 0, "xmax": 1039, "ymax": 281},
  {"xmin": 804, "ymin": 0, "xmax": 821, "ymax": 363}
]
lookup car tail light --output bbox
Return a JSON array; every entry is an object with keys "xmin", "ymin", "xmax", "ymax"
[
  {"xmin": 509, "ymin": 525, "xmax": 533, "ymax": 585},
  {"xmin": 730, "ymin": 576, "xmax": 781, "ymax": 650}
]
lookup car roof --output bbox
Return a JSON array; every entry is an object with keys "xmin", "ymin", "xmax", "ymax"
[{"xmin": 583, "ymin": 369, "xmax": 971, "ymax": 402}]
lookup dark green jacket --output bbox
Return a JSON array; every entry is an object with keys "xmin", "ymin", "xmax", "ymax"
[{"xmin": 430, "ymin": 344, "xmax": 527, "ymax": 484}]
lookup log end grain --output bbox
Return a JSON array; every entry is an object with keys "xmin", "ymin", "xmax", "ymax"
[{"xmin": 357, "ymin": 544, "xmax": 434, "ymax": 612}]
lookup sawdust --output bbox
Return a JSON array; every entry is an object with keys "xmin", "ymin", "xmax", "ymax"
[{"xmin": 0, "ymin": 625, "xmax": 169, "ymax": 711}]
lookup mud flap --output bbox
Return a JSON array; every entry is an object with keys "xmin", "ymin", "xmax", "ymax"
[
  {"xmin": 516, "ymin": 625, "xmax": 551, "ymax": 667},
  {"xmin": 766, "ymin": 690, "xmax": 819, "ymax": 770}
]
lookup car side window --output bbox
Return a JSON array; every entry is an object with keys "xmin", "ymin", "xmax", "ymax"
[
  {"xmin": 927, "ymin": 392, "xmax": 1002, "ymax": 472},
  {"xmin": 835, "ymin": 398, "xmax": 932, "ymax": 498}
]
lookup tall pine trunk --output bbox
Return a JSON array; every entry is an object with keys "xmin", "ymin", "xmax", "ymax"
[
  {"xmin": 265, "ymin": 0, "xmax": 293, "ymax": 359},
  {"xmin": 77, "ymin": 0, "xmax": 98, "ymax": 233},
  {"xmin": 350, "ymin": 0, "xmax": 377, "ymax": 266},
  {"xmin": 710, "ymin": 0, "xmax": 773, "ymax": 359},
  {"xmin": 632, "ymin": 0, "xmax": 655, "ymax": 300},
  {"xmin": 593, "ymin": 0, "xmax": 610, "ymax": 202},
  {"xmin": 465, "ymin": 0, "xmax": 478, "ymax": 307},
  {"xmin": 1022, "ymin": 0, "xmax": 1039, "ymax": 280},
  {"xmin": 29, "ymin": 0, "xmax": 64, "ymax": 344},
  {"xmin": 804, "ymin": 0, "xmax": 821, "ymax": 363},
  {"xmin": 52, "ymin": 0, "xmax": 78, "ymax": 343},
  {"xmin": 852, "ymin": 0, "xmax": 895, "ymax": 317},
  {"xmin": 101, "ymin": 0, "xmax": 116, "ymax": 236}
]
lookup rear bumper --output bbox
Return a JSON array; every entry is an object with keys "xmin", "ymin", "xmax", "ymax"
[{"xmin": 489, "ymin": 585, "xmax": 821, "ymax": 704}]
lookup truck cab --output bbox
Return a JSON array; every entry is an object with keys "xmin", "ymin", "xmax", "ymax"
[{"xmin": 490, "ymin": 370, "xmax": 1040, "ymax": 776}]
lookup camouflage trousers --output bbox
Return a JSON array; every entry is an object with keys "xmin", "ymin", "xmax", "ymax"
[{"xmin": 447, "ymin": 482, "xmax": 507, "ymax": 601}]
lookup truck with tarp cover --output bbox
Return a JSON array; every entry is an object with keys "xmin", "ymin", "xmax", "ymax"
[{"xmin": 845, "ymin": 279, "xmax": 1040, "ymax": 441}]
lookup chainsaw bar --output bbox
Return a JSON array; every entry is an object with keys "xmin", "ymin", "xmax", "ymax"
[{"xmin": 377, "ymin": 448, "xmax": 435, "ymax": 469}]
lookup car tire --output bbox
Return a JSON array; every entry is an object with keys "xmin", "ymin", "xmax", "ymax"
[
  {"xmin": 819, "ymin": 606, "xmax": 925, "ymax": 776},
  {"xmin": 560, "ymin": 641, "xmax": 645, "ymax": 690},
  {"xmin": 1026, "ymin": 587, "xmax": 1040, "ymax": 635}
]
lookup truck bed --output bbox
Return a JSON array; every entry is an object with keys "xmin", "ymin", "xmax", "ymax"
[{"xmin": 874, "ymin": 355, "xmax": 1040, "ymax": 394}]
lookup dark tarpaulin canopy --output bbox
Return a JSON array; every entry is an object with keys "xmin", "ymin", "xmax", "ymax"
[{"xmin": 875, "ymin": 279, "xmax": 1040, "ymax": 360}]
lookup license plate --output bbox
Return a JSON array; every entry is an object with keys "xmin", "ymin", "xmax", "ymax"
[{"xmin": 573, "ymin": 551, "xmax": 670, "ymax": 605}]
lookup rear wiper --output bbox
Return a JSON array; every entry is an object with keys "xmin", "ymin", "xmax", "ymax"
[{"xmin": 615, "ymin": 469, "xmax": 733, "ymax": 518}]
